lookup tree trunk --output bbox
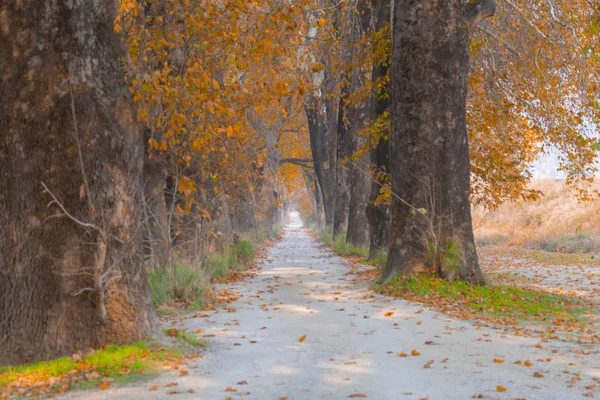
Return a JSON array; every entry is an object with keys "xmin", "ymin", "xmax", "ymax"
[
  {"xmin": 384, "ymin": 0, "xmax": 484, "ymax": 284},
  {"xmin": 306, "ymin": 100, "xmax": 336, "ymax": 227},
  {"xmin": 345, "ymin": 1, "xmax": 374, "ymax": 247},
  {"xmin": 0, "ymin": 0, "xmax": 154, "ymax": 365},
  {"xmin": 333, "ymin": 78, "xmax": 352, "ymax": 238},
  {"xmin": 366, "ymin": 0, "xmax": 391, "ymax": 257},
  {"xmin": 143, "ymin": 154, "xmax": 170, "ymax": 268}
]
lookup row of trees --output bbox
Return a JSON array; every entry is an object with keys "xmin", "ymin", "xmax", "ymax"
[{"xmin": 1, "ymin": 0, "xmax": 598, "ymax": 365}]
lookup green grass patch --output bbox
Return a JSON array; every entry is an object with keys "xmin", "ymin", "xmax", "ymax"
[
  {"xmin": 203, "ymin": 252, "xmax": 230, "ymax": 278},
  {"xmin": 163, "ymin": 328, "xmax": 206, "ymax": 347},
  {"xmin": 0, "ymin": 341, "xmax": 178, "ymax": 388},
  {"xmin": 376, "ymin": 273, "xmax": 590, "ymax": 323},
  {"xmin": 318, "ymin": 230, "xmax": 369, "ymax": 258},
  {"xmin": 147, "ymin": 263, "xmax": 208, "ymax": 312},
  {"xmin": 232, "ymin": 239, "xmax": 256, "ymax": 264}
]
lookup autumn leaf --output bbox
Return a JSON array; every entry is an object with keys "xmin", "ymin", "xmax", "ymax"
[
  {"xmin": 496, "ymin": 385, "xmax": 507, "ymax": 392},
  {"xmin": 298, "ymin": 334, "xmax": 307, "ymax": 342},
  {"xmin": 493, "ymin": 358, "xmax": 504, "ymax": 363},
  {"xmin": 225, "ymin": 387, "xmax": 237, "ymax": 392},
  {"xmin": 149, "ymin": 385, "xmax": 160, "ymax": 391},
  {"xmin": 411, "ymin": 349, "xmax": 421, "ymax": 356},
  {"xmin": 524, "ymin": 360, "xmax": 533, "ymax": 367},
  {"xmin": 348, "ymin": 394, "xmax": 367, "ymax": 398},
  {"xmin": 384, "ymin": 312, "xmax": 394, "ymax": 317}
]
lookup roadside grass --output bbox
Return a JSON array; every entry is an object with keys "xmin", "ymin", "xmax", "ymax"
[
  {"xmin": 527, "ymin": 233, "xmax": 600, "ymax": 254},
  {"xmin": 522, "ymin": 250, "xmax": 600, "ymax": 266},
  {"xmin": 163, "ymin": 328, "xmax": 206, "ymax": 347},
  {"xmin": 375, "ymin": 273, "xmax": 592, "ymax": 325},
  {"xmin": 318, "ymin": 230, "xmax": 370, "ymax": 260},
  {"xmin": 0, "ymin": 341, "xmax": 190, "ymax": 398},
  {"xmin": 147, "ymin": 234, "xmax": 266, "ymax": 314}
]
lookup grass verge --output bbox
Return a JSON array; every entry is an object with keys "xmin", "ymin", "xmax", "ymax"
[
  {"xmin": 163, "ymin": 328, "xmax": 206, "ymax": 347},
  {"xmin": 317, "ymin": 229, "xmax": 387, "ymax": 270},
  {"xmin": 148, "ymin": 235, "xmax": 265, "ymax": 315},
  {"xmin": 375, "ymin": 273, "xmax": 592, "ymax": 327},
  {"xmin": 0, "ymin": 340, "xmax": 196, "ymax": 398}
]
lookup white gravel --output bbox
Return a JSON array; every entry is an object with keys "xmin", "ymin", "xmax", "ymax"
[{"xmin": 64, "ymin": 213, "xmax": 600, "ymax": 400}]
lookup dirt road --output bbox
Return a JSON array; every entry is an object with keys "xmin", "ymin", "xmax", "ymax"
[{"xmin": 66, "ymin": 213, "xmax": 600, "ymax": 399}]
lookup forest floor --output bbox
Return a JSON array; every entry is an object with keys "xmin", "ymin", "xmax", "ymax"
[{"xmin": 61, "ymin": 214, "xmax": 600, "ymax": 400}]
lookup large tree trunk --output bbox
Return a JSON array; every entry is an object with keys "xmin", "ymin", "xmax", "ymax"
[
  {"xmin": 0, "ymin": 0, "xmax": 154, "ymax": 365},
  {"xmin": 306, "ymin": 100, "xmax": 336, "ymax": 227},
  {"xmin": 345, "ymin": 1, "xmax": 374, "ymax": 247},
  {"xmin": 384, "ymin": 0, "xmax": 484, "ymax": 284},
  {"xmin": 366, "ymin": 0, "xmax": 391, "ymax": 257},
  {"xmin": 333, "ymin": 79, "xmax": 352, "ymax": 238}
]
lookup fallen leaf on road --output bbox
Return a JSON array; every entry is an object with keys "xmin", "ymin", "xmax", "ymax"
[
  {"xmin": 225, "ymin": 387, "xmax": 237, "ymax": 392},
  {"xmin": 180, "ymin": 369, "xmax": 188, "ymax": 376},
  {"xmin": 348, "ymin": 393, "xmax": 367, "ymax": 398},
  {"xmin": 493, "ymin": 358, "xmax": 504, "ymax": 363},
  {"xmin": 237, "ymin": 381, "xmax": 248, "ymax": 385},
  {"xmin": 411, "ymin": 349, "xmax": 421, "ymax": 356},
  {"xmin": 496, "ymin": 385, "xmax": 507, "ymax": 392},
  {"xmin": 149, "ymin": 385, "xmax": 160, "ymax": 391},
  {"xmin": 423, "ymin": 360, "xmax": 434, "ymax": 369},
  {"xmin": 298, "ymin": 334, "xmax": 307, "ymax": 342},
  {"xmin": 384, "ymin": 312, "xmax": 394, "ymax": 317},
  {"xmin": 524, "ymin": 360, "xmax": 533, "ymax": 367}
]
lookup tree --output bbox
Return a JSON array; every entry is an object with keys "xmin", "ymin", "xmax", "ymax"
[
  {"xmin": 384, "ymin": 0, "xmax": 490, "ymax": 283},
  {"xmin": 366, "ymin": 0, "xmax": 392, "ymax": 257},
  {"xmin": 0, "ymin": 0, "xmax": 154, "ymax": 365}
]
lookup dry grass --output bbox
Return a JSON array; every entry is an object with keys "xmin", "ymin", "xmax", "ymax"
[{"xmin": 473, "ymin": 179, "xmax": 600, "ymax": 253}]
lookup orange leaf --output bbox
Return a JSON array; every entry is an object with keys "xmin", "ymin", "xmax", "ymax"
[
  {"xmin": 493, "ymin": 358, "xmax": 504, "ymax": 363},
  {"xmin": 180, "ymin": 369, "xmax": 189, "ymax": 376},
  {"xmin": 98, "ymin": 382, "xmax": 111, "ymax": 390},
  {"xmin": 411, "ymin": 349, "xmax": 421, "ymax": 356},
  {"xmin": 149, "ymin": 385, "xmax": 160, "ymax": 391},
  {"xmin": 384, "ymin": 312, "xmax": 394, "ymax": 317},
  {"xmin": 225, "ymin": 387, "xmax": 237, "ymax": 392},
  {"xmin": 524, "ymin": 360, "xmax": 533, "ymax": 367},
  {"xmin": 348, "ymin": 394, "xmax": 367, "ymax": 398},
  {"xmin": 298, "ymin": 334, "xmax": 307, "ymax": 343},
  {"xmin": 496, "ymin": 385, "xmax": 507, "ymax": 392}
]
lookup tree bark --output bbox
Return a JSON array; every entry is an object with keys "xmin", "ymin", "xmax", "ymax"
[
  {"xmin": 333, "ymin": 77, "xmax": 352, "ymax": 238},
  {"xmin": 306, "ymin": 100, "xmax": 336, "ymax": 227},
  {"xmin": 366, "ymin": 0, "xmax": 391, "ymax": 257},
  {"xmin": 384, "ymin": 0, "xmax": 484, "ymax": 284},
  {"xmin": 345, "ymin": 0, "xmax": 374, "ymax": 247},
  {"xmin": 143, "ymin": 152, "xmax": 170, "ymax": 269},
  {"xmin": 0, "ymin": 0, "xmax": 154, "ymax": 365}
]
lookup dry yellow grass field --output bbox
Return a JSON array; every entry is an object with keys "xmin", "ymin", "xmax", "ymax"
[{"xmin": 472, "ymin": 179, "xmax": 600, "ymax": 252}]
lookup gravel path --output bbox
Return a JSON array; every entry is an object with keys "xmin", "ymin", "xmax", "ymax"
[{"xmin": 65, "ymin": 213, "xmax": 600, "ymax": 400}]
